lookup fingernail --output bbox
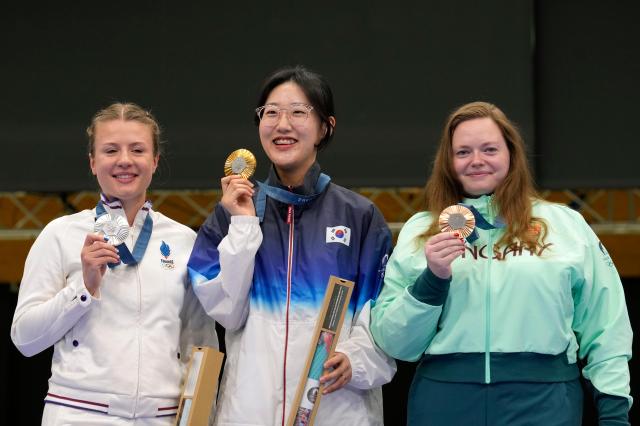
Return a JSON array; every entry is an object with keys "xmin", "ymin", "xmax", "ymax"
[{"xmin": 453, "ymin": 232, "xmax": 460, "ymax": 237}]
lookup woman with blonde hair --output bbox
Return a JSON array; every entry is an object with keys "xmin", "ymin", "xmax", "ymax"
[
  {"xmin": 371, "ymin": 101, "xmax": 632, "ymax": 425},
  {"xmin": 11, "ymin": 102, "xmax": 217, "ymax": 425}
]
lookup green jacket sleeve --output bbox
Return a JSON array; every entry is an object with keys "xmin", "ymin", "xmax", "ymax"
[
  {"xmin": 370, "ymin": 213, "xmax": 448, "ymax": 361},
  {"xmin": 570, "ymin": 211, "xmax": 633, "ymax": 424}
]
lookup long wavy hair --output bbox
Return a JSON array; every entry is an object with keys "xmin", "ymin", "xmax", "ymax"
[{"xmin": 420, "ymin": 101, "xmax": 546, "ymax": 251}]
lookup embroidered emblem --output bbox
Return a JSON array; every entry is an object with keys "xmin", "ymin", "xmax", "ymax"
[
  {"xmin": 378, "ymin": 254, "xmax": 389, "ymax": 281},
  {"xmin": 326, "ymin": 226, "xmax": 351, "ymax": 246},
  {"xmin": 598, "ymin": 241, "xmax": 614, "ymax": 267},
  {"xmin": 160, "ymin": 240, "xmax": 175, "ymax": 270},
  {"xmin": 528, "ymin": 221, "xmax": 542, "ymax": 235}
]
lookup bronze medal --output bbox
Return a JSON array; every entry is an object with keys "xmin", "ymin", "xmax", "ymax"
[
  {"xmin": 224, "ymin": 149, "xmax": 257, "ymax": 179},
  {"xmin": 439, "ymin": 205, "xmax": 475, "ymax": 238}
]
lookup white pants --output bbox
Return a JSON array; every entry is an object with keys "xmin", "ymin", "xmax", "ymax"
[{"xmin": 42, "ymin": 403, "xmax": 175, "ymax": 426}]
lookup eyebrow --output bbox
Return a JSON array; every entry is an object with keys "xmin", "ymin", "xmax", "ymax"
[
  {"xmin": 454, "ymin": 141, "xmax": 501, "ymax": 148},
  {"xmin": 264, "ymin": 102, "xmax": 308, "ymax": 107},
  {"xmin": 99, "ymin": 141, "xmax": 148, "ymax": 147}
]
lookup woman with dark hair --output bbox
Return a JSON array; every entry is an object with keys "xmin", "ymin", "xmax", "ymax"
[
  {"xmin": 371, "ymin": 101, "xmax": 632, "ymax": 425},
  {"xmin": 11, "ymin": 103, "xmax": 217, "ymax": 425},
  {"xmin": 188, "ymin": 66, "xmax": 396, "ymax": 425}
]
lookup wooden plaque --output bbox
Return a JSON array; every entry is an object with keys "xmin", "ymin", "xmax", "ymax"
[
  {"xmin": 286, "ymin": 275, "xmax": 354, "ymax": 426},
  {"xmin": 175, "ymin": 346, "xmax": 224, "ymax": 426}
]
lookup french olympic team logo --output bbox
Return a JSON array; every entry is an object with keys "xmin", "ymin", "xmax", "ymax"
[
  {"xmin": 160, "ymin": 241, "xmax": 175, "ymax": 270},
  {"xmin": 326, "ymin": 226, "xmax": 351, "ymax": 246}
]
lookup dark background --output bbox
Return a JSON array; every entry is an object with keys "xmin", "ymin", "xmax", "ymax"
[
  {"xmin": 1, "ymin": 1, "xmax": 638, "ymax": 192},
  {"xmin": 1, "ymin": 0, "xmax": 638, "ymax": 424}
]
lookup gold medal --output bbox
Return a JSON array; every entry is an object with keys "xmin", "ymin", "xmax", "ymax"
[
  {"xmin": 94, "ymin": 214, "xmax": 129, "ymax": 246},
  {"xmin": 439, "ymin": 205, "xmax": 475, "ymax": 238},
  {"xmin": 224, "ymin": 149, "xmax": 257, "ymax": 179}
]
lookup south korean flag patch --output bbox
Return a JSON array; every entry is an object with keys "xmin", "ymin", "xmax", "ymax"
[{"xmin": 326, "ymin": 226, "xmax": 351, "ymax": 246}]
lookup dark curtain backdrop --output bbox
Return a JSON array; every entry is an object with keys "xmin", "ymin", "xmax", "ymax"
[{"xmin": 1, "ymin": 1, "xmax": 535, "ymax": 191}]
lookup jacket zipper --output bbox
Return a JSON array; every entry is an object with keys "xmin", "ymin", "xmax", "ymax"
[
  {"xmin": 133, "ymin": 232, "xmax": 142, "ymax": 415},
  {"xmin": 484, "ymin": 196, "xmax": 494, "ymax": 384},
  {"xmin": 282, "ymin": 203, "xmax": 294, "ymax": 426}
]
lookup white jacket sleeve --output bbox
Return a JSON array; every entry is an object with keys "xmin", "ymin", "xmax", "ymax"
[
  {"xmin": 188, "ymin": 213, "xmax": 263, "ymax": 331},
  {"xmin": 336, "ymin": 300, "xmax": 397, "ymax": 389},
  {"xmin": 11, "ymin": 219, "xmax": 94, "ymax": 357}
]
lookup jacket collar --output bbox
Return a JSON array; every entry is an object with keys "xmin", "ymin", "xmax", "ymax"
[{"xmin": 265, "ymin": 162, "xmax": 322, "ymax": 197}]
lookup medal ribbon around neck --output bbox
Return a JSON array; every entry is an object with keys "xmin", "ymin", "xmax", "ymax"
[
  {"xmin": 254, "ymin": 173, "xmax": 331, "ymax": 222},
  {"xmin": 458, "ymin": 203, "xmax": 505, "ymax": 243},
  {"xmin": 95, "ymin": 200, "xmax": 153, "ymax": 268}
]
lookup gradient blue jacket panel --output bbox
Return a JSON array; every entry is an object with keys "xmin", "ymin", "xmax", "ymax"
[{"xmin": 188, "ymin": 162, "xmax": 392, "ymax": 321}]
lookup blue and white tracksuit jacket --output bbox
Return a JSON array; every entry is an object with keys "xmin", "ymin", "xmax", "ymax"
[{"xmin": 188, "ymin": 163, "xmax": 396, "ymax": 426}]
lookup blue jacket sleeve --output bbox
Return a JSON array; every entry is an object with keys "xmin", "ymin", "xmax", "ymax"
[
  {"xmin": 188, "ymin": 205, "xmax": 229, "ymax": 284},
  {"xmin": 353, "ymin": 203, "xmax": 393, "ymax": 312},
  {"xmin": 335, "ymin": 203, "xmax": 397, "ymax": 389}
]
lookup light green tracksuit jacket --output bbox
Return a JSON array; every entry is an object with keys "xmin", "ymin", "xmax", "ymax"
[{"xmin": 371, "ymin": 195, "xmax": 632, "ymax": 415}]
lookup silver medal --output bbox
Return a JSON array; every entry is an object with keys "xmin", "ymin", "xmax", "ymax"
[{"xmin": 94, "ymin": 214, "xmax": 129, "ymax": 246}]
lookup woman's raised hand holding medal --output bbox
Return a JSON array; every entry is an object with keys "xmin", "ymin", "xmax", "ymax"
[
  {"xmin": 220, "ymin": 149, "xmax": 258, "ymax": 216},
  {"xmin": 423, "ymin": 205, "xmax": 475, "ymax": 279},
  {"xmin": 80, "ymin": 233, "xmax": 120, "ymax": 296}
]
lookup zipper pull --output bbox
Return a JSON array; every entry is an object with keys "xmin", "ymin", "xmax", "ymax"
[
  {"xmin": 286, "ymin": 185, "xmax": 294, "ymax": 224},
  {"xmin": 287, "ymin": 205, "xmax": 293, "ymax": 224}
]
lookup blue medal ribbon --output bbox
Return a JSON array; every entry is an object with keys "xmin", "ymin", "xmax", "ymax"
[
  {"xmin": 459, "ymin": 203, "xmax": 505, "ymax": 243},
  {"xmin": 95, "ymin": 200, "xmax": 153, "ymax": 268},
  {"xmin": 255, "ymin": 173, "xmax": 331, "ymax": 222}
]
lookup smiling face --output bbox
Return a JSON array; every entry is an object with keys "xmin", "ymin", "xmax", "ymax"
[
  {"xmin": 452, "ymin": 117, "xmax": 510, "ymax": 196},
  {"xmin": 90, "ymin": 119, "xmax": 158, "ymax": 213},
  {"xmin": 258, "ymin": 81, "xmax": 327, "ymax": 187}
]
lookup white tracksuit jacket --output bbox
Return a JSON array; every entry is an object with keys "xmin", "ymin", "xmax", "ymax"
[{"xmin": 11, "ymin": 199, "xmax": 217, "ymax": 420}]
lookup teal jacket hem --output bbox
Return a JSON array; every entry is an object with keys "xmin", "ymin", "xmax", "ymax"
[{"xmin": 416, "ymin": 352, "xmax": 580, "ymax": 383}]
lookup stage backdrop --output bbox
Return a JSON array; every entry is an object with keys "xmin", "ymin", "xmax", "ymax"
[
  {"xmin": 3, "ymin": 1, "xmax": 638, "ymax": 192},
  {"xmin": 1, "ymin": 1, "xmax": 536, "ymax": 191}
]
